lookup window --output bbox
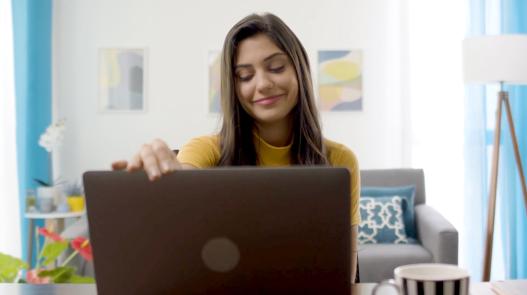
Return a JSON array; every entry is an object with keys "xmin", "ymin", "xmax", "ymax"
[{"xmin": 0, "ymin": 0, "xmax": 21, "ymax": 257}]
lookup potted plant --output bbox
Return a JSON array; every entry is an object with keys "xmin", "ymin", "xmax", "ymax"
[
  {"xmin": 0, "ymin": 227, "xmax": 95, "ymax": 284},
  {"xmin": 33, "ymin": 178, "xmax": 65, "ymax": 213},
  {"xmin": 34, "ymin": 119, "xmax": 66, "ymax": 213},
  {"xmin": 64, "ymin": 180, "xmax": 85, "ymax": 212}
]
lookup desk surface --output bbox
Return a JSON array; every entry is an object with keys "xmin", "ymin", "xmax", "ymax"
[
  {"xmin": 0, "ymin": 284, "xmax": 377, "ymax": 295},
  {"xmin": 0, "ymin": 282, "xmax": 500, "ymax": 295}
]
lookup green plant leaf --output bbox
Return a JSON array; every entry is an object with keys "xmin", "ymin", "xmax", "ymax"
[
  {"xmin": 40, "ymin": 241, "xmax": 68, "ymax": 266},
  {"xmin": 0, "ymin": 253, "xmax": 28, "ymax": 283},
  {"xmin": 34, "ymin": 178, "xmax": 51, "ymax": 187},
  {"xmin": 0, "ymin": 254, "xmax": 28, "ymax": 283},
  {"xmin": 38, "ymin": 266, "xmax": 75, "ymax": 283},
  {"xmin": 69, "ymin": 274, "xmax": 96, "ymax": 284}
]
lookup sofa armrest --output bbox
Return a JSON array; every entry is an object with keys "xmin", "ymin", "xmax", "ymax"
[{"xmin": 415, "ymin": 204, "xmax": 458, "ymax": 264}]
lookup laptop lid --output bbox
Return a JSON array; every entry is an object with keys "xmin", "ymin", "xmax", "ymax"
[{"xmin": 84, "ymin": 167, "xmax": 351, "ymax": 294}]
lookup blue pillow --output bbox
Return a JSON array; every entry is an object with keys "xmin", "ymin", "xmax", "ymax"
[
  {"xmin": 358, "ymin": 196, "xmax": 409, "ymax": 244},
  {"xmin": 361, "ymin": 186, "xmax": 417, "ymax": 239}
]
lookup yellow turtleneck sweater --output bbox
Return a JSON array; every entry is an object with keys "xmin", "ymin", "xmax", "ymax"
[{"xmin": 177, "ymin": 134, "xmax": 360, "ymax": 225}]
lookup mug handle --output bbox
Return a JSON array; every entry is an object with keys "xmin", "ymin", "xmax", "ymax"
[{"xmin": 372, "ymin": 279, "xmax": 401, "ymax": 295}]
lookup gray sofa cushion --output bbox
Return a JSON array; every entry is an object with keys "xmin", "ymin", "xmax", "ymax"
[{"xmin": 358, "ymin": 244, "xmax": 433, "ymax": 283}]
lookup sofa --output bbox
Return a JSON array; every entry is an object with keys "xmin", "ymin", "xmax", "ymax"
[{"xmin": 358, "ymin": 169, "xmax": 458, "ymax": 283}]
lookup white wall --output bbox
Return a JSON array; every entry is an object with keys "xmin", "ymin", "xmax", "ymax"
[{"xmin": 53, "ymin": 0, "xmax": 407, "ymax": 179}]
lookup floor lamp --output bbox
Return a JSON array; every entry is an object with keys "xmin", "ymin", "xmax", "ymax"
[{"xmin": 463, "ymin": 35, "xmax": 527, "ymax": 281}]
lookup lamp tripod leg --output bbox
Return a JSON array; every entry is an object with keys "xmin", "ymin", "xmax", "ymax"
[
  {"xmin": 502, "ymin": 95, "xmax": 527, "ymax": 217},
  {"xmin": 482, "ymin": 92, "xmax": 504, "ymax": 281}
]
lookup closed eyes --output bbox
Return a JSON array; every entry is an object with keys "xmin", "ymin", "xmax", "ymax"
[
  {"xmin": 270, "ymin": 65, "xmax": 285, "ymax": 73},
  {"xmin": 236, "ymin": 65, "xmax": 286, "ymax": 82}
]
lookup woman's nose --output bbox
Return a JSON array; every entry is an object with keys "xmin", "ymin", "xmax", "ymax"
[{"xmin": 255, "ymin": 72, "xmax": 274, "ymax": 92}]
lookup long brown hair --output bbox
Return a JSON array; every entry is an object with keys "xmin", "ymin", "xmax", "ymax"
[{"xmin": 218, "ymin": 13, "xmax": 328, "ymax": 166}]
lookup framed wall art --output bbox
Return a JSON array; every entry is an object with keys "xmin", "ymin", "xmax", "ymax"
[
  {"xmin": 208, "ymin": 50, "xmax": 221, "ymax": 114},
  {"xmin": 318, "ymin": 50, "xmax": 363, "ymax": 111},
  {"xmin": 98, "ymin": 48, "xmax": 147, "ymax": 112}
]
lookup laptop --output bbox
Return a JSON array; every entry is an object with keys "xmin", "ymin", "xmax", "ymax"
[{"xmin": 83, "ymin": 167, "xmax": 351, "ymax": 294}]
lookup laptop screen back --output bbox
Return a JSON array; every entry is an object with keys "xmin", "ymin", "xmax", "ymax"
[{"xmin": 84, "ymin": 167, "xmax": 351, "ymax": 294}]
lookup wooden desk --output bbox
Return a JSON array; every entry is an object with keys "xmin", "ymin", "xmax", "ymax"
[
  {"xmin": 0, "ymin": 282, "xmax": 504, "ymax": 294},
  {"xmin": 0, "ymin": 284, "xmax": 96, "ymax": 295},
  {"xmin": 0, "ymin": 284, "xmax": 390, "ymax": 294}
]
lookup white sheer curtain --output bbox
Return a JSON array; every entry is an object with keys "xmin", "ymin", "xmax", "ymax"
[
  {"xmin": 0, "ymin": 0, "xmax": 22, "ymax": 257},
  {"xmin": 405, "ymin": 0, "xmax": 466, "ymax": 267},
  {"xmin": 406, "ymin": 0, "xmax": 466, "ymax": 225}
]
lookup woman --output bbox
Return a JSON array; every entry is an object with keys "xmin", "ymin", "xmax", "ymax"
[{"xmin": 112, "ymin": 13, "xmax": 360, "ymax": 282}]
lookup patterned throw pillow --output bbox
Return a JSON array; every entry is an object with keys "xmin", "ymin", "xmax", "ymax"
[
  {"xmin": 361, "ymin": 186, "xmax": 417, "ymax": 239},
  {"xmin": 358, "ymin": 196, "xmax": 409, "ymax": 244}
]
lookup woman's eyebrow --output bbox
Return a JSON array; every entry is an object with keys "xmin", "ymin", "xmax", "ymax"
[{"xmin": 235, "ymin": 52, "xmax": 287, "ymax": 69}]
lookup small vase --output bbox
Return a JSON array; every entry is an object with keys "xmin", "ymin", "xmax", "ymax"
[
  {"xmin": 37, "ymin": 186, "xmax": 59, "ymax": 213},
  {"xmin": 67, "ymin": 195, "xmax": 85, "ymax": 212}
]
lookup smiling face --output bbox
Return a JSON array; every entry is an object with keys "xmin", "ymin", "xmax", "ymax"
[{"xmin": 234, "ymin": 34, "xmax": 299, "ymax": 127}]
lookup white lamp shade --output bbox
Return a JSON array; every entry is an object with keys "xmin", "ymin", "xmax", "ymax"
[{"xmin": 463, "ymin": 34, "xmax": 527, "ymax": 85}]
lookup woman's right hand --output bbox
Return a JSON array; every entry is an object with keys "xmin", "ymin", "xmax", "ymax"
[{"xmin": 111, "ymin": 139, "xmax": 182, "ymax": 181}]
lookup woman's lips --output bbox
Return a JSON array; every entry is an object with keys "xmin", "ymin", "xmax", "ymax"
[{"xmin": 253, "ymin": 95, "xmax": 283, "ymax": 106}]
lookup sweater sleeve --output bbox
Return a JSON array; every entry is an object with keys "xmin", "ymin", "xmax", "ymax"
[
  {"xmin": 176, "ymin": 135, "xmax": 221, "ymax": 168},
  {"xmin": 328, "ymin": 142, "xmax": 361, "ymax": 226}
]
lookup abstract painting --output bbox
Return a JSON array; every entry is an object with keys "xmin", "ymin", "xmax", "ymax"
[
  {"xmin": 99, "ymin": 48, "xmax": 146, "ymax": 112},
  {"xmin": 318, "ymin": 50, "xmax": 363, "ymax": 111}
]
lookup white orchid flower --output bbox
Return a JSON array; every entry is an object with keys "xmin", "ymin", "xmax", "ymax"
[{"xmin": 38, "ymin": 119, "xmax": 66, "ymax": 152}]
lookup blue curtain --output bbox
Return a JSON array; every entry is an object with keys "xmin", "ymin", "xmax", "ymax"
[
  {"xmin": 499, "ymin": 0, "xmax": 527, "ymax": 279},
  {"xmin": 465, "ymin": 0, "xmax": 527, "ymax": 280},
  {"xmin": 12, "ymin": 0, "xmax": 53, "ymax": 265}
]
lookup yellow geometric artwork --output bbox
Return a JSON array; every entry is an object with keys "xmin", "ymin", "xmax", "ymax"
[{"xmin": 318, "ymin": 50, "xmax": 363, "ymax": 111}]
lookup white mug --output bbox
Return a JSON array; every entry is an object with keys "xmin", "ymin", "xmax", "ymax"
[{"xmin": 372, "ymin": 263, "xmax": 470, "ymax": 295}]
